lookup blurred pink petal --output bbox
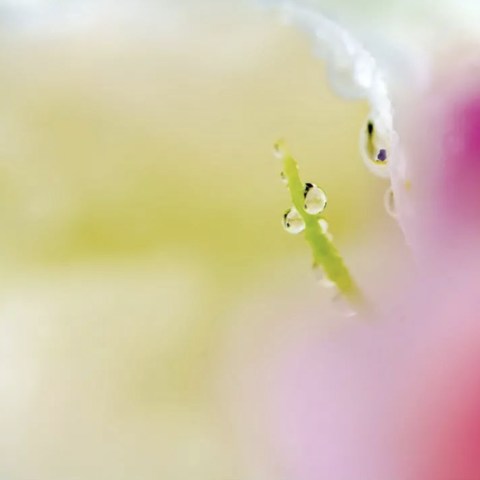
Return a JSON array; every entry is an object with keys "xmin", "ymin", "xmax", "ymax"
[
  {"xmin": 232, "ymin": 257, "xmax": 480, "ymax": 479},
  {"xmin": 226, "ymin": 3, "xmax": 480, "ymax": 479},
  {"xmin": 393, "ymin": 56, "xmax": 480, "ymax": 258}
]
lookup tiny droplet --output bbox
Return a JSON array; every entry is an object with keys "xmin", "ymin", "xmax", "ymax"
[
  {"xmin": 304, "ymin": 183, "xmax": 327, "ymax": 215},
  {"xmin": 332, "ymin": 292, "xmax": 357, "ymax": 318},
  {"xmin": 318, "ymin": 218, "xmax": 333, "ymax": 241},
  {"xmin": 313, "ymin": 264, "xmax": 336, "ymax": 288},
  {"xmin": 360, "ymin": 118, "xmax": 390, "ymax": 178},
  {"xmin": 280, "ymin": 171, "xmax": 288, "ymax": 185},
  {"xmin": 273, "ymin": 140, "xmax": 286, "ymax": 160},
  {"xmin": 283, "ymin": 207, "xmax": 305, "ymax": 234},
  {"xmin": 384, "ymin": 186, "xmax": 396, "ymax": 218}
]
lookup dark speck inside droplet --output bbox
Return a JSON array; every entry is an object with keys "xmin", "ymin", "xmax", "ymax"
[
  {"xmin": 377, "ymin": 149, "xmax": 387, "ymax": 161},
  {"xmin": 367, "ymin": 121, "xmax": 374, "ymax": 136}
]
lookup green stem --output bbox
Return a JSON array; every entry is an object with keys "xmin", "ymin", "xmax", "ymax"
[{"xmin": 278, "ymin": 141, "xmax": 365, "ymax": 307}]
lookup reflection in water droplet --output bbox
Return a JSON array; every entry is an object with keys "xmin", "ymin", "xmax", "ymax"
[
  {"xmin": 304, "ymin": 183, "xmax": 327, "ymax": 215},
  {"xmin": 313, "ymin": 263, "xmax": 336, "ymax": 288},
  {"xmin": 384, "ymin": 186, "xmax": 396, "ymax": 218},
  {"xmin": 283, "ymin": 207, "xmax": 305, "ymax": 234},
  {"xmin": 377, "ymin": 149, "xmax": 387, "ymax": 161},
  {"xmin": 332, "ymin": 292, "xmax": 357, "ymax": 318}
]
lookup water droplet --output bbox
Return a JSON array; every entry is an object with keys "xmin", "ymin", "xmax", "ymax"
[
  {"xmin": 360, "ymin": 118, "xmax": 390, "ymax": 178},
  {"xmin": 304, "ymin": 183, "xmax": 327, "ymax": 215},
  {"xmin": 283, "ymin": 207, "xmax": 305, "ymax": 234},
  {"xmin": 280, "ymin": 171, "xmax": 288, "ymax": 185},
  {"xmin": 318, "ymin": 218, "xmax": 328, "ymax": 234},
  {"xmin": 313, "ymin": 264, "xmax": 336, "ymax": 288},
  {"xmin": 273, "ymin": 140, "xmax": 286, "ymax": 160},
  {"xmin": 318, "ymin": 218, "xmax": 333, "ymax": 241},
  {"xmin": 332, "ymin": 292, "xmax": 357, "ymax": 318},
  {"xmin": 384, "ymin": 186, "xmax": 396, "ymax": 218}
]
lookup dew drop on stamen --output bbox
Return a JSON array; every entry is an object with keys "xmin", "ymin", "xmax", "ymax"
[
  {"xmin": 313, "ymin": 263, "xmax": 336, "ymax": 288},
  {"xmin": 318, "ymin": 218, "xmax": 333, "ymax": 241},
  {"xmin": 283, "ymin": 207, "xmax": 305, "ymax": 234},
  {"xmin": 384, "ymin": 186, "xmax": 397, "ymax": 218},
  {"xmin": 332, "ymin": 292, "xmax": 357, "ymax": 318},
  {"xmin": 360, "ymin": 118, "xmax": 390, "ymax": 177},
  {"xmin": 273, "ymin": 140, "xmax": 286, "ymax": 160},
  {"xmin": 304, "ymin": 183, "xmax": 327, "ymax": 215}
]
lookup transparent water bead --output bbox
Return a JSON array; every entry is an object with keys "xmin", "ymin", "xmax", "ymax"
[
  {"xmin": 332, "ymin": 292, "xmax": 357, "ymax": 318},
  {"xmin": 280, "ymin": 171, "xmax": 288, "ymax": 185},
  {"xmin": 283, "ymin": 207, "xmax": 305, "ymax": 234},
  {"xmin": 384, "ymin": 186, "xmax": 397, "ymax": 218},
  {"xmin": 313, "ymin": 263, "xmax": 336, "ymax": 288},
  {"xmin": 273, "ymin": 140, "xmax": 286, "ymax": 160},
  {"xmin": 318, "ymin": 218, "xmax": 333, "ymax": 241},
  {"xmin": 360, "ymin": 118, "xmax": 391, "ymax": 178},
  {"xmin": 304, "ymin": 183, "xmax": 327, "ymax": 215}
]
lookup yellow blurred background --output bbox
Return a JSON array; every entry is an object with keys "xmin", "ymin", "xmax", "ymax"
[{"xmin": 0, "ymin": 1, "xmax": 404, "ymax": 479}]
